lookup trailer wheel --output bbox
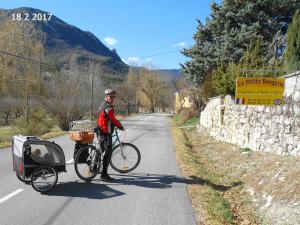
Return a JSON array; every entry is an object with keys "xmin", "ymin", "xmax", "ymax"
[
  {"xmin": 31, "ymin": 166, "xmax": 58, "ymax": 193},
  {"xmin": 16, "ymin": 172, "xmax": 31, "ymax": 184}
]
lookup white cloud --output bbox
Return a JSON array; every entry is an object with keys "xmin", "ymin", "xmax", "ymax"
[
  {"xmin": 173, "ymin": 42, "xmax": 187, "ymax": 48},
  {"xmin": 103, "ymin": 37, "xmax": 118, "ymax": 46},
  {"xmin": 124, "ymin": 56, "xmax": 140, "ymax": 65},
  {"xmin": 123, "ymin": 56, "xmax": 154, "ymax": 66}
]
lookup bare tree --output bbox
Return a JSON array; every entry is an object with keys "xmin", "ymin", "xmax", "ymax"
[
  {"xmin": 0, "ymin": 97, "xmax": 13, "ymax": 125},
  {"xmin": 40, "ymin": 70, "xmax": 90, "ymax": 130},
  {"xmin": 137, "ymin": 69, "xmax": 167, "ymax": 113},
  {"xmin": 0, "ymin": 21, "xmax": 45, "ymax": 124},
  {"xmin": 0, "ymin": 21, "xmax": 44, "ymax": 94},
  {"xmin": 127, "ymin": 67, "xmax": 141, "ymax": 113},
  {"xmin": 128, "ymin": 66, "xmax": 177, "ymax": 113},
  {"xmin": 112, "ymin": 83, "xmax": 135, "ymax": 115}
]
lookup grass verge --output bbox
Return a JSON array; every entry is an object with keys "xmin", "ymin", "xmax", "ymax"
[
  {"xmin": 0, "ymin": 125, "xmax": 67, "ymax": 148},
  {"xmin": 0, "ymin": 126, "xmax": 14, "ymax": 148},
  {"xmin": 170, "ymin": 117, "xmax": 262, "ymax": 225}
]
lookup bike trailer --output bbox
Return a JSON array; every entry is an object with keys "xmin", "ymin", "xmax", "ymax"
[{"xmin": 12, "ymin": 135, "xmax": 66, "ymax": 181}]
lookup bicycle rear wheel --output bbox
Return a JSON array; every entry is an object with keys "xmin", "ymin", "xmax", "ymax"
[
  {"xmin": 110, "ymin": 143, "xmax": 141, "ymax": 173},
  {"xmin": 74, "ymin": 145, "xmax": 99, "ymax": 181},
  {"xmin": 31, "ymin": 166, "xmax": 58, "ymax": 193}
]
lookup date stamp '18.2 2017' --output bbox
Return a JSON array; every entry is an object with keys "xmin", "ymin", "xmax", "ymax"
[{"xmin": 12, "ymin": 12, "xmax": 52, "ymax": 21}]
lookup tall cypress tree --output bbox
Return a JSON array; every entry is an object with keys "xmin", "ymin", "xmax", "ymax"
[{"xmin": 286, "ymin": 10, "xmax": 300, "ymax": 73}]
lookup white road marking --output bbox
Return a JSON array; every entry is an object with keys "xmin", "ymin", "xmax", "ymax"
[
  {"xmin": 66, "ymin": 159, "xmax": 74, "ymax": 164},
  {"xmin": 0, "ymin": 189, "xmax": 23, "ymax": 204}
]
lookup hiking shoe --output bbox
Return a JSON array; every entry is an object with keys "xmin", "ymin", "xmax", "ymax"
[{"xmin": 100, "ymin": 174, "xmax": 114, "ymax": 182}]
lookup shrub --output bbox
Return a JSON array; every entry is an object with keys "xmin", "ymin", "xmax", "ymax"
[
  {"xmin": 180, "ymin": 109, "xmax": 195, "ymax": 124},
  {"xmin": 286, "ymin": 10, "xmax": 300, "ymax": 73},
  {"xmin": 14, "ymin": 107, "xmax": 53, "ymax": 136}
]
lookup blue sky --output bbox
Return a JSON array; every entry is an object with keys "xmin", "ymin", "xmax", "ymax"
[{"xmin": 0, "ymin": 0, "xmax": 221, "ymax": 69}]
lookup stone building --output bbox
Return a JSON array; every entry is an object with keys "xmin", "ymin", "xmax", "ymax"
[{"xmin": 174, "ymin": 89, "xmax": 193, "ymax": 113}]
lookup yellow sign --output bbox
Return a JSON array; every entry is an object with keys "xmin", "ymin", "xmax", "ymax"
[{"xmin": 235, "ymin": 77, "xmax": 285, "ymax": 105}]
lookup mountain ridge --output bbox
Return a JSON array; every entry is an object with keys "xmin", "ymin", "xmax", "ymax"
[{"xmin": 0, "ymin": 7, "xmax": 128, "ymax": 74}]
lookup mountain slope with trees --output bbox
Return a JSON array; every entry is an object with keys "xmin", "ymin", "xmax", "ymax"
[
  {"xmin": 0, "ymin": 7, "xmax": 130, "ymax": 131},
  {"xmin": 0, "ymin": 7, "xmax": 128, "ymax": 74}
]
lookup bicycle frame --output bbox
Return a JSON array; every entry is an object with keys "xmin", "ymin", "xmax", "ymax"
[
  {"xmin": 94, "ymin": 129, "xmax": 122, "ymax": 153},
  {"xmin": 92, "ymin": 129, "xmax": 122, "ymax": 172},
  {"xmin": 112, "ymin": 129, "xmax": 122, "ymax": 147}
]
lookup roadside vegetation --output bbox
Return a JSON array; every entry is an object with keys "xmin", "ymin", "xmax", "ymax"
[
  {"xmin": 0, "ymin": 121, "xmax": 67, "ymax": 148},
  {"xmin": 171, "ymin": 113, "xmax": 262, "ymax": 225},
  {"xmin": 179, "ymin": 1, "xmax": 299, "ymax": 105},
  {"xmin": 0, "ymin": 125, "xmax": 66, "ymax": 148},
  {"xmin": 171, "ymin": 112, "xmax": 300, "ymax": 225}
]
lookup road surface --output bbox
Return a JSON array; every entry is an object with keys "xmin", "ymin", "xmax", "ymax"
[{"xmin": 0, "ymin": 114, "xmax": 197, "ymax": 225}]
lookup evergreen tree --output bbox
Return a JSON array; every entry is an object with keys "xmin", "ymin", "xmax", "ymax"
[
  {"xmin": 212, "ymin": 37, "xmax": 285, "ymax": 96},
  {"xmin": 286, "ymin": 10, "xmax": 300, "ymax": 72},
  {"xmin": 182, "ymin": 0, "xmax": 299, "ymax": 85}
]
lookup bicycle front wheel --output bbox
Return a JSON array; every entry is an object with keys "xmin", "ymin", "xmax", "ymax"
[
  {"xmin": 110, "ymin": 143, "xmax": 141, "ymax": 173},
  {"xmin": 74, "ymin": 145, "xmax": 99, "ymax": 181}
]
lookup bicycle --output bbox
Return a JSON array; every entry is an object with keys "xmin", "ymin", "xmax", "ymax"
[{"xmin": 74, "ymin": 127, "xmax": 141, "ymax": 181}]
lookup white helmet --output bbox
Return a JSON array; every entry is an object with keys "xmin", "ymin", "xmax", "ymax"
[{"xmin": 105, "ymin": 89, "xmax": 117, "ymax": 96}]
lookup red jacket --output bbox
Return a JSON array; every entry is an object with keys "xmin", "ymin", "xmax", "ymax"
[{"xmin": 97, "ymin": 101, "xmax": 122, "ymax": 134}]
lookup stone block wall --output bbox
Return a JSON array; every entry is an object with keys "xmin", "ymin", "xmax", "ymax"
[{"xmin": 199, "ymin": 71, "xmax": 300, "ymax": 156}]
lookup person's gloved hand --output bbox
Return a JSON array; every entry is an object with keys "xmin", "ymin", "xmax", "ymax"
[{"xmin": 119, "ymin": 126, "xmax": 125, "ymax": 131}]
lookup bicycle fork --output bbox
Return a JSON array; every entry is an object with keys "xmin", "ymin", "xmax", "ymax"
[{"xmin": 90, "ymin": 150, "xmax": 103, "ymax": 174}]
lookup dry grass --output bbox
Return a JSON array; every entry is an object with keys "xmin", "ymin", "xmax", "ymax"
[
  {"xmin": 171, "ymin": 118, "xmax": 300, "ymax": 225},
  {"xmin": 0, "ymin": 125, "xmax": 67, "ymax": 148},
  {"xmin": 0, "ymin": 126, "xmax": 14, "ymax": 148},
  {"xmin": 170, "ymin": 119, "xmax": 264, "ymax": 225},
  {"xmin": 171, "ymin": 126, "xmax": 209, "ymax": 224},
  {"xmin": 171, "ymin": 126, "xmax": 239, "ymax": 224}
]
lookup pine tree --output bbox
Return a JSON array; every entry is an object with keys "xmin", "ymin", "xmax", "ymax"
[
  {"xmin": 212, "ymin": 37, "xmax": 285, "ymax": 96},
  {"xmin": 182, "ymin": 0, "xmax": 299, "ymax": 85},
  {"xmin": 286, "ymin": 10, "xmax": 300, "ymax": 73}
]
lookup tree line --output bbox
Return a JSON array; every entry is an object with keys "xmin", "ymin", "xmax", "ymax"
[
  {"xmin": 181, "ymin": 0, "xmax": 300, "ymax": 99},
  {"xmin": 0, "ymin": 20, "xmax": 177, "ymax": 133}
]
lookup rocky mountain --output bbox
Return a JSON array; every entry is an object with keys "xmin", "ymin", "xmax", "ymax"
[{"xmin": 0, "ymin": 7, "xmax": 128, "ymax": 75}]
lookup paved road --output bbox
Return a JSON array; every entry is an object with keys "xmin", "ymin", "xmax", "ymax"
[{"xmin": 0, "ymin": 114, "xmax": 197, "ymax": 225}]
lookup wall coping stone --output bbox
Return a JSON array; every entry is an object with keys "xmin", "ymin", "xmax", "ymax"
[{"xmin": 283, "ymin": 70, "xmax": 300, "ymax": 78}]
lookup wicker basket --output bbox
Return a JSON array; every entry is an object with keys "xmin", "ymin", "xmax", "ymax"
[{"xmin": 69, "ymin": 131, "xmax": 95, "ymax": 144}]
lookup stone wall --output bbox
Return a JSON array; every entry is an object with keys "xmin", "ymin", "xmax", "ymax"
[{"xmin": 199, "ymin": 71, "xmax": 300, "ymax": 156}]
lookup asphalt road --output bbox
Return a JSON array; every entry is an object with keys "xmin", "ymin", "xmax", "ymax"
[{"xmin": 0, "ymin": 114, "xmax": 197, "ymax": 225}]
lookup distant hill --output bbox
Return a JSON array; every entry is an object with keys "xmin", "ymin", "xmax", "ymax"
[
  {"xmin": 158, "ymin": 69, "xmax": 185, "ymax": 78},
  {"xmin": 130, "ymin": 66, "xmax": 184, "ymax": 76},
  {"xmin": 0, "ymin": 7, "xmax": 128, "ymax": 75}
]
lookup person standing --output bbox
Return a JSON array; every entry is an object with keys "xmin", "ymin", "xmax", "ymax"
[{"xmin": 97, "ymin": 89, "xmax": 124, "ymax": 181}]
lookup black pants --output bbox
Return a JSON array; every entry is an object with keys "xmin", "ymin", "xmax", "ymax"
[{"xmin": 100, "ymin": 133, "xmax": 112, "ymax": 175}]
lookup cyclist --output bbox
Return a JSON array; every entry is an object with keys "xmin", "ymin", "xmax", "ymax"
[{"xmin": 97, "ymin": 89, "xmax": 124, "ymax": 181}]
